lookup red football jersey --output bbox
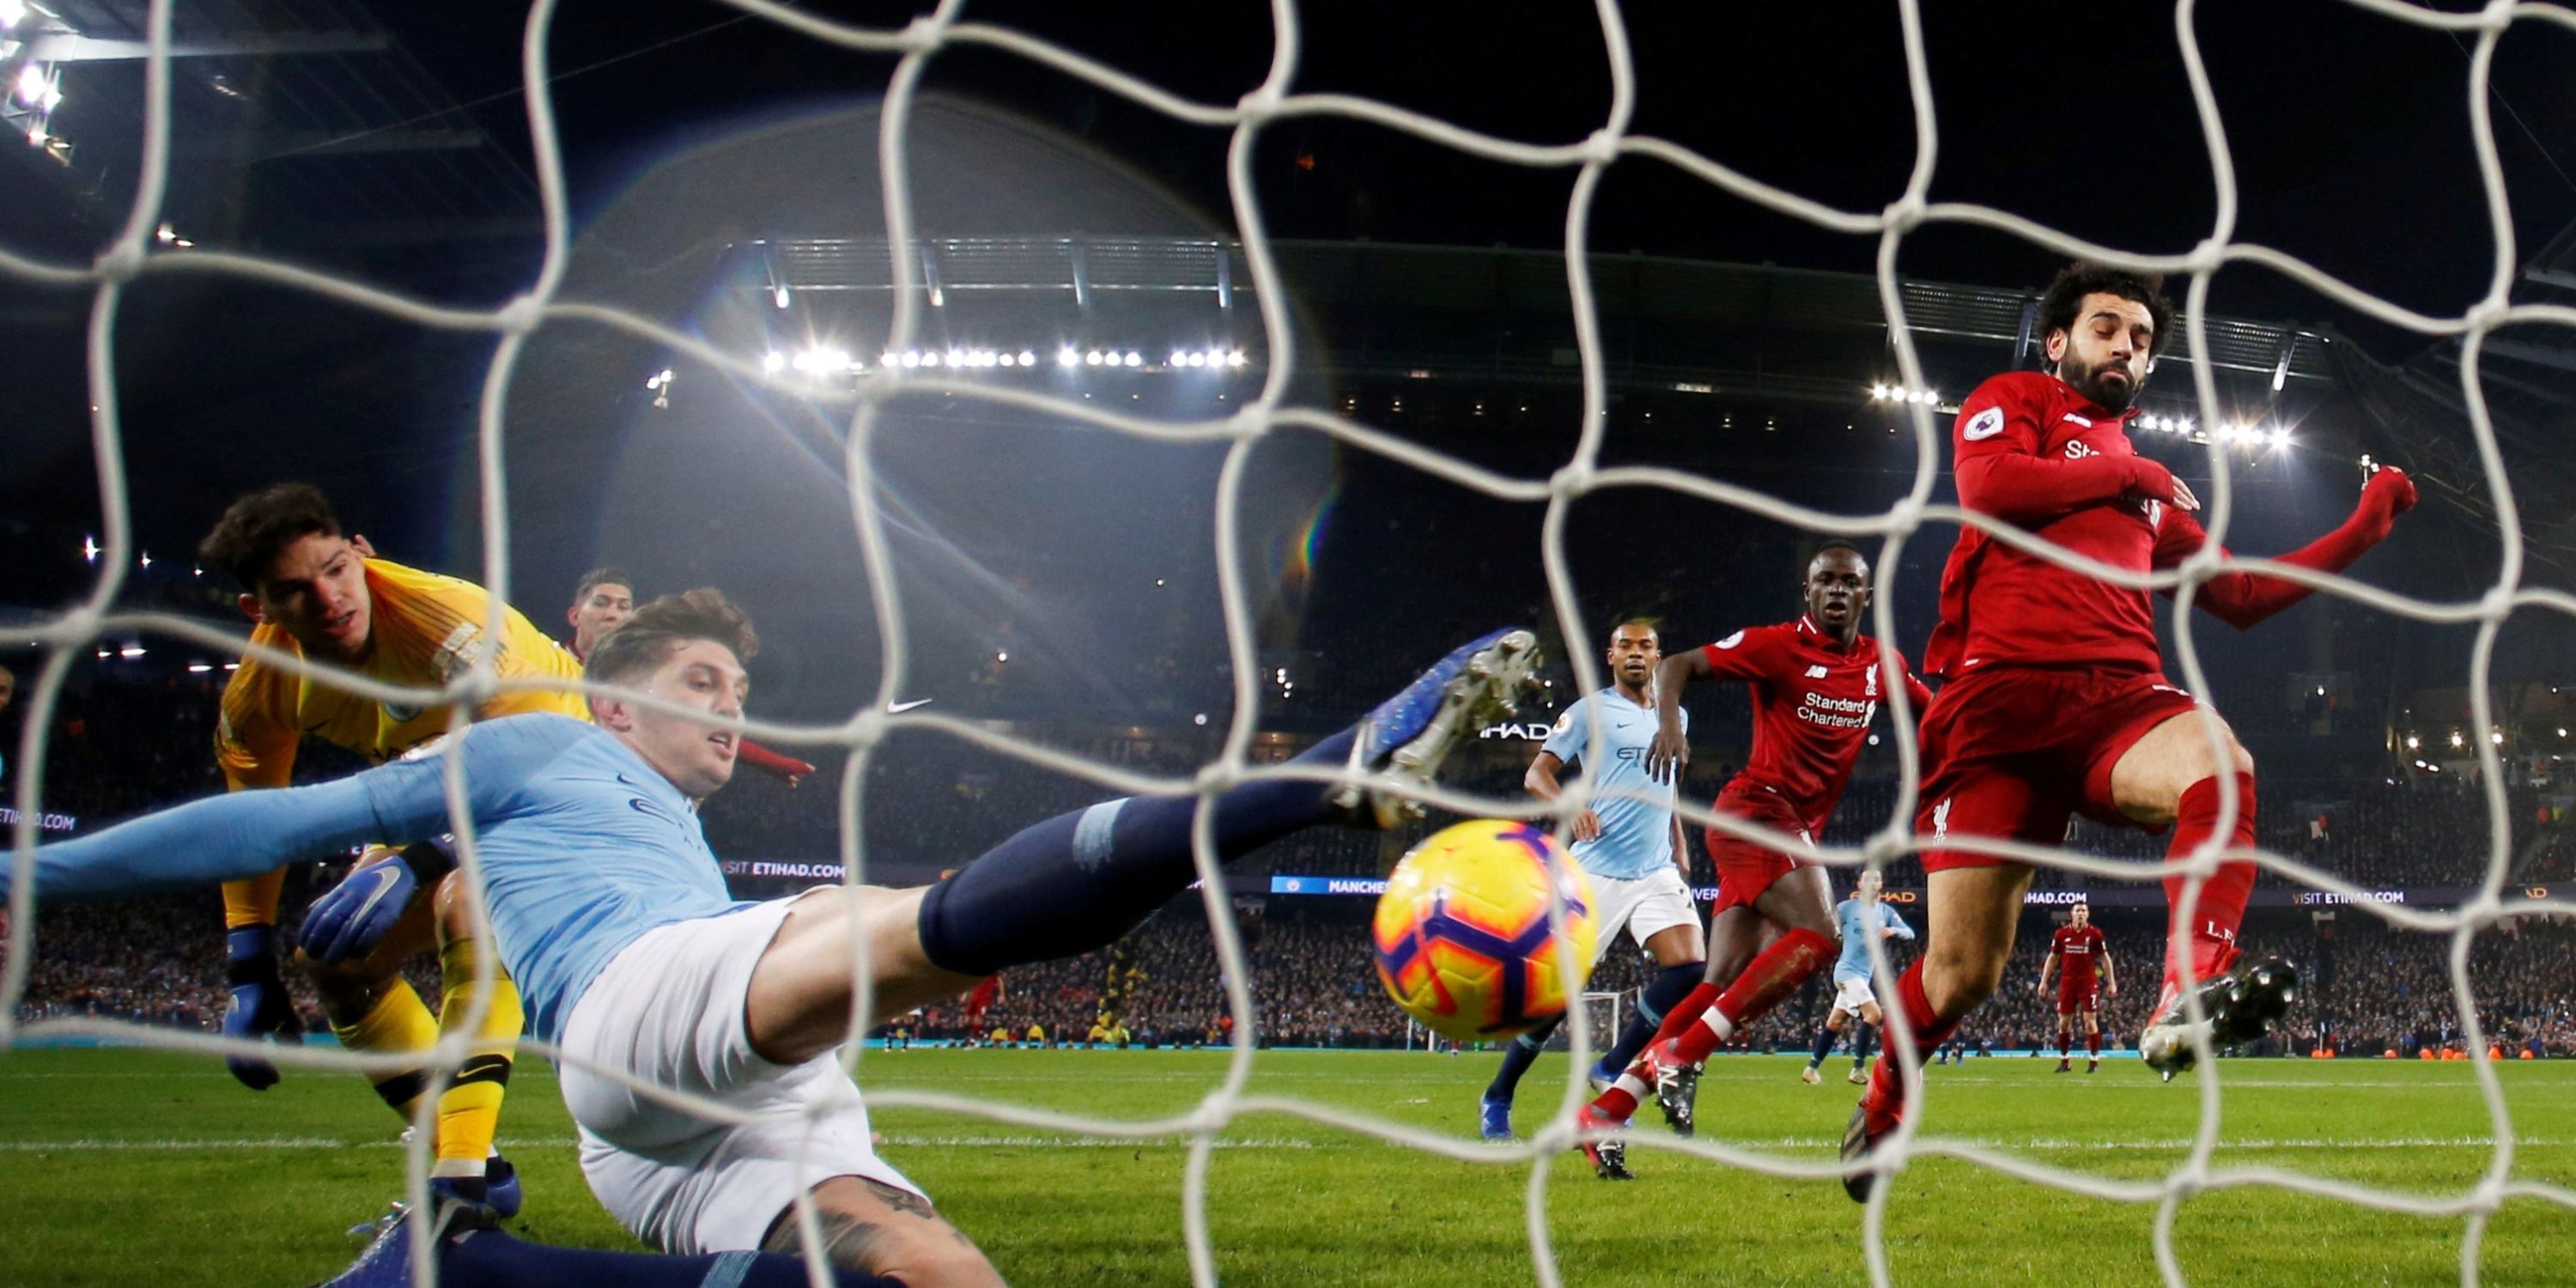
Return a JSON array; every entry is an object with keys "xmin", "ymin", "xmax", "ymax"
[
  {"xmin": 2050, "ymin": 923, "xmax": 2108, "ymax": 987},
  {"xmin": 1701, "ymin": 616, "xmax": 1932, "ymax": 836},
  {"xmin": 1925, "ymin": 371, "xmax": 2222, "ymax": 680}
]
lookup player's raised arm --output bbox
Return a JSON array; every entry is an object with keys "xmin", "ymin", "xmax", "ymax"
[
  {"xmin": 1952, "ymin": 375, "xmax": 2198, "ymax": 523},
  {"xmin": 2166, "ymin": 465, "xmax": 2418, "ymax": 630},
  {"xmin": 8, "ymin": 715, "xmax": 585, "ymax": 904},
  {"xmin": 1643, "ymin": 645, "xmax": 1710, "ymax": 782}
]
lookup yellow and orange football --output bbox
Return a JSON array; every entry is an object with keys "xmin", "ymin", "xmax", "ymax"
[{"xmin": 1371, "ymin": 819, "xmax": 1597, "ymax": 1042}]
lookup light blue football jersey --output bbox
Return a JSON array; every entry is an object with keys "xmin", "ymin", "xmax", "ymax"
[
  {"xmin": 1540, "ymin": 689, "xmax": 1684, "ymax": 881},
  {"xmin": 1832, "ymin": 896, "xmax": 1914, "ymax": 982}
]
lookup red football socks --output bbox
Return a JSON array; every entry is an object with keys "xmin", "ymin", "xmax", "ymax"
[
  {"xmin": 1651, "ymin": 982, "xmax": 1722, "ymax": 1047},
  {"xmin": 1591, "ymin": 928, "xmax": 1832, "ymax": 1122},
  {"xmin": 2160, "ymin": 773, "xmax": 2258, "ymax": 1008},
  {"xmin": 2057, "ymin": 1028, "xmax": 2073, "ymax": 1059},
  {"xmin": 2087, "ymin": 1030, "xmax": 2101, "ymax": 1060},
  {"xmin": 1860, "ymin": 961, "xmax": 1960, "ymax": 1129}
]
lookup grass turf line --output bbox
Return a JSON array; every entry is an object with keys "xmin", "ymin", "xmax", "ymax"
[{"xmin": 0, "ymin": 1047, "xmax": 2568, "ymax": 1285}]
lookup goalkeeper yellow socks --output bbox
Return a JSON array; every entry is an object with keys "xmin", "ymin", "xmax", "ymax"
[
  {"xmin": 433, "ymin": 936, "xmax": 523, "ymax": 1174},
  {"xmin": 221, "ymin": 869, "xmax": 286, "ymax": 930},
  {"xmin": 330, "ymin": 980, "xmax": 440, "ymax": 1120}
]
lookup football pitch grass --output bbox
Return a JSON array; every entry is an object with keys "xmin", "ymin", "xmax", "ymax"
[{"xmin": 3, "ymin": 1046, "xmax": 2571, "ymax": 1286}]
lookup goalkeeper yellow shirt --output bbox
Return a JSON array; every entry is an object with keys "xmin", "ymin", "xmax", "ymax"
[{"xmin": 216, "ymin": 556, "xmax": 591, "ymax": 791}]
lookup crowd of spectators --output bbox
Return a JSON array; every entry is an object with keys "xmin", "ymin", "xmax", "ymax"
[{"xmin": 15, "ymin": 861, "xmax": 2573, "ymax": 1063}]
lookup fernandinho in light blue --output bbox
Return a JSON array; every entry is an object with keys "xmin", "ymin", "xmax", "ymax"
[
  {"xmin": 12, "ymin": 713, "xmax": 750, "ymax": 1043},
  {"xmin": 1539, "ymin": 688, "xmax": 1683, "ymax": 881},
  {"xmin": 1832, "ymin": 896, "xmax": 1914, "ymax": 983}
]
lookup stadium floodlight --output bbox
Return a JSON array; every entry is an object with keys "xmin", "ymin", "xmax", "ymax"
[
  {"xmin": 0, "ymin": 0, "xmax": 24, "ymax": 28},
  {"xmin": 995, "ymin": 651, "xmax": 1008, "ymax": 664},
  {"xmin": 2451, "ymin": 731, "xmax": 2465, "ymax": 748},
  {"xmin": 14, "ymin": 64, "xmax": 44, "ymax": 106},
  {"xmin": 921, "ymin": 351, "xmax": 941, "ymax": 368},
  {"xmin": 1058, "ymin": 348, "xmax": 1078, "ymax": 368},
  {"xmin": 2406, "ymin": 734, "xmax": 2421, "ymax": 750},
  {"xmin": 762, "ymin": 351, "xmax": 787, "ymax": 374},
  {"xmin": 881, "ymin": 351, "xmax": 898, "ymax": 367},
  {"xmin": 1018, "ymin": 350, "xmax": 1036, "ymax": 367},
  {"xmin": 2269, "ymin": 428, "xmax": 2290, "ymax": 449},
  {"xmin": 1170, "ymin": 350, "xmax": 1190, "ymax": 367},
  {"xmin": 900, "ymin": 350, "xmax": 920, "ymax": 368},
  {"xmin": 82, "ymin": 535, "xmax": 98, "ymax": 562},
  {"xmin": 1869, "ymin": 384, "xmax": 1888, "ymax": 401},
  {"xmin": 2178, "ymin": 416, "xmax": 2194, "ymax": 434},
  {"xmin": 25, "ymin": 124, "xmax": 45, "ymax": 147},
  {"xmin": 137, "ymin": 551, "xmax": 150, "ymax": 568},
  {"xmin": 998, "ymin": 352, "xmax": 1017, "ymax": 368},
  {"xmin": 1225, "ymin": 349, "xmax": 1247, "ymax": 368},
  {"xmin": 1084, "ymin": 350, "xmax": 1103, "ymax": 367},
  {"xmin": 119, "ymin": 646, "xmax": 144, "ymax": 659},
  {"xmin": 1123, "ymin": 352, "xmax": 1142, "ymax": 368},
  {"xmin": 186, "ymin": 663, "xmax": 213, "ymax": 674},
  {"xmin": 772, "ymin": 284, "xmax": 790, "ymax": 309},
  {"xmin": 2494, "ymin": 731, "xmax": 2506, "ymax": 745}
]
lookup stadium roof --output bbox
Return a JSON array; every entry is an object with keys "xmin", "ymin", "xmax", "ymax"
[{"xmin": 727, "ymin": 234, "xmax": 2338, "ymax": 408}]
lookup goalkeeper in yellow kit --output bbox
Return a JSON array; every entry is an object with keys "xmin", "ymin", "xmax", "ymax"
[{"xmin": 199, "ymin": 483, "xmax": 588, "ymax": 1216}]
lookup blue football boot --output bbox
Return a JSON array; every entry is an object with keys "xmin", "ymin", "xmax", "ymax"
[
  {"xmin": 1479, "ymin": 1095, "xmax": 1516, "ymax": 1142},
  {"xmin": 315, "ymin": 1204, "xmax": 423, "ymax": 1288},
  {"xmin": 1336, "ymin": 629, "xmax": 1543, "ymax": 828}
]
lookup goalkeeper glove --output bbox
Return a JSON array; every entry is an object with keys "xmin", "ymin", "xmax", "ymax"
[
  {"xmin": 301, "ymin": 841, "xmax": 448, "ymax": 965},
  {"xmin": 221, "ymin": 925, "xmax": 304, "ymax": 1090}
]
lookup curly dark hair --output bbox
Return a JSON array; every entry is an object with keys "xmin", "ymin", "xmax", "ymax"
[
  {"xmin": 584, "ymin": 586, "xmax": 759, "ymax": 686},
  {"xmin": 2038, "ymin": 262, "xmax": 2175, "ymax": 363},
  {"xmin": 197, "ymin": 483, "xmax": 343, "ymax": 589}
]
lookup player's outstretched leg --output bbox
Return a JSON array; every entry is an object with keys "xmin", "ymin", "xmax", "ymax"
[
  {"xmin": 2138, "ymin": 957, "xmax": 2299, "ymax": 1082},
  {"xmin": 1577, "ymin": 926, "xmax": 1832, "ymax": 1166},
  {"xmin": 909, "ymin": 628, "xmax": 1540, "ymax": 978},
  {"xmin": 2137, "ymin": 769, "xmax": 2275, "ymax": 1075},
  {"xmin": 1847, "ymin": 1020, "xmax": 1874, "ymax": 1084}
]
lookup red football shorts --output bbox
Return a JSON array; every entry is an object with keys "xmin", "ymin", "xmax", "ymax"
[
  {"xmin": 2057, "ymin": 981, "xmax": 2099, "ymax": 1016},
  {"xmin": 1705, "ymin": 781, "xmax": 1813, "ymax": 914},
  {"xmin": 1914, "ymin": 665, "xmax": 2205, "ymax": 873}
]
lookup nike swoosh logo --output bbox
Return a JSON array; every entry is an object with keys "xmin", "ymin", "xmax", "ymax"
[
  {"xmin": 347, "ymin": 865, "xmax": 408, "ymax": 927},
  {"xmin": 887, "ymin": 698, "xmax": 934, "ymax": 714}
]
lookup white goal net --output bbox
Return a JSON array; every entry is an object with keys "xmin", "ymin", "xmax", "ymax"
[{"xmin": 5, "ymin": 2, "xmax": 2576, "ymax": 1287}]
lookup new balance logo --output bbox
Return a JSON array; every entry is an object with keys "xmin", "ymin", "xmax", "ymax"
[{"xmin": 1805, "ymin": 665, "xmax": 1829, "ymax": 679}]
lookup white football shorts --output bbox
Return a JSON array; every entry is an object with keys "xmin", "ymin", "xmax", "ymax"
[
  {"xmin": 1582, "ymin": 866, "xmax": 1699, "ymax": 967},
  {"xmin": 1832, "ymin": 974, "xmax": 1877, "ymax": 1013},
  {"xmin": 557, "ymin": 889, "xmax": 922, "ymax": 1255}
]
